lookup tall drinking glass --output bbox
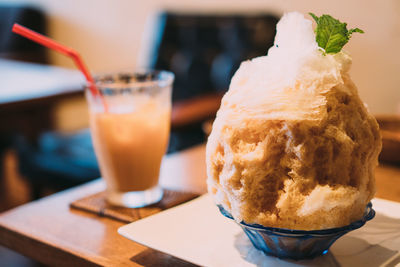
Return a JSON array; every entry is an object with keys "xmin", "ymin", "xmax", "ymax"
[{"xmin": 85, "ymin": 71, "xmax": 174, "ymax": 207}]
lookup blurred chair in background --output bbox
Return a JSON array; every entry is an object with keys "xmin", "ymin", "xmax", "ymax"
[
  {"xmin": 15, "ymin": 130, "xmax": 99, "ymax": 199},
  {"xmin": 0, "ymin": 4, "xmax": 48, "ymax": 63},
  {"xmin": 150, "ymin": 12, "xmax": 279, "ymax": 152},
  {"xmin": 11, "ymin": 10, "xmax": 279, "ymax": 199}
]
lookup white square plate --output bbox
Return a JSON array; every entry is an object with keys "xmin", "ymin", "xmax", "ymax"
[{"xmin": 119, "ymin": 194, "xmax": 400, "ymax": 267}]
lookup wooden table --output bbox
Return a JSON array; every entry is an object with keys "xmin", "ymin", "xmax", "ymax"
[{"xmin": 0, "ymin": 144, "xmax": 399, "ymax": 266}]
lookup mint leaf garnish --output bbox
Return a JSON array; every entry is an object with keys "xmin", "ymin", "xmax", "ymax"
[{"xmin": 309, "ymin": 12, "xmax": 364, "ymax": 54}]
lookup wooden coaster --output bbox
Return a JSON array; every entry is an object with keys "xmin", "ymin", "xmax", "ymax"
[{"xmin": 70, "ymin": 189, "xmax": 199, "ymax": 223}]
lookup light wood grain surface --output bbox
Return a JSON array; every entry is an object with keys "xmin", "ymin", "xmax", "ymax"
[
  {"xmin": 0, "ymin": 145, "xmax": 207, "ymax": 266},
  {"xmin": 0, "ymin": 144, "xmax": 399, "ymax": 266}
]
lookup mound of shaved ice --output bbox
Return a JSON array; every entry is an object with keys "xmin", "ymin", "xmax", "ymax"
[{"xmin": 206, "ymin": 12, "xmax": 381, "ymax": 230}]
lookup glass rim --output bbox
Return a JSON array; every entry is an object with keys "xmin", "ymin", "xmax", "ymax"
[{"xmin": 86, "ymin": 70, "xmax": 175, "ymax": 90}]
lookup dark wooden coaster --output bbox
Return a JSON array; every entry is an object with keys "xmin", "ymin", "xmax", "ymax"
[{"xmin": 70, "ymin": 189, "xmax": 199, "ymax": 223}]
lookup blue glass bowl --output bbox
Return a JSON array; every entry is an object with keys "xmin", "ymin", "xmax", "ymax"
[{"xmin": 218, "ymin": 203, "xmax": 375, "ymax": 260}]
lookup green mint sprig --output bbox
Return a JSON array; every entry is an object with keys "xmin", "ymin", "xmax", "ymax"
[{"xmin": 309, "ymin": 12, "xmax": 364, "ymax": 54}]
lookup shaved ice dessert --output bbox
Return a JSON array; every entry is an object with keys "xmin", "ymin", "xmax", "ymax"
[{"xmin": 206, "ymin": 12, "xmax": 381, "ymax": 230}]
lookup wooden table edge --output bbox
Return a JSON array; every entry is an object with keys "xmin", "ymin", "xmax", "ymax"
[{"xmin": 0, "ymin": 223, "xmax": 103, "ymax": 266}]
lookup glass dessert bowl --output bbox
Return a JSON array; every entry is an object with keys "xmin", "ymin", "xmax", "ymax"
[{"xmin": 218, "ymin": 203, "xmax": 375, "ymax": 260}]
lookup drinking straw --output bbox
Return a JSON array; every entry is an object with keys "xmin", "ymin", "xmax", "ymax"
[{"xmin": 12, "ymin": 23, "xmax": 107, "ymax": 110}]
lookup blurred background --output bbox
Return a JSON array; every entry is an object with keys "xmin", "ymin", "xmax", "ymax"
[
  {"xmin": 0, "ymin": 0, "xmax": 399, "ymax": 265},
  {"xmin": 3, "ymin": 0, "xmax": 400, "ymax": 117}
]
